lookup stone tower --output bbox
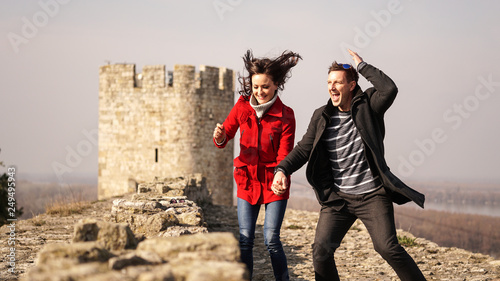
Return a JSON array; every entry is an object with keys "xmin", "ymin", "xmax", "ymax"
[{"xmin": 98, "ymin": 63, "xmax": 235, "ymax": 205}]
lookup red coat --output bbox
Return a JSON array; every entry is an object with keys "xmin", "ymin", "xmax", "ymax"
[{"xmin": 215, "ymin": 95, "xmax": 296, "ymax": 205}]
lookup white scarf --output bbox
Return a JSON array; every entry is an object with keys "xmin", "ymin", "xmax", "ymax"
[{"xmin": 250, "ymin": 94, "xmax": 278, "ymax": 118}]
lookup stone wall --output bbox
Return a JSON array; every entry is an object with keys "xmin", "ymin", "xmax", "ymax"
[
  {"xmin": 22, "ymin": 175, "xmax": 248, "ymax": 281},
  {"xmin": 98, "ymin": 63, "xmax": 235, "ymax": 205},
  {"xmin": 2, "ymin": 173, "xmax": 499, "ymax": 280},
  {"xmin": 111, "ymin": 175, "xmax": 209, "ymax": 238}
]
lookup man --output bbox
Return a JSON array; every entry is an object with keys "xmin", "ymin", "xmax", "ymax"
[{"xmin": 272, "ymin": 49, "xmax": 426, "ymax": 281}]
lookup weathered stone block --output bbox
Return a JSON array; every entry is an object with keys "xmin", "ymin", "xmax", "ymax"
[
  {"xmin": 158, "ymin": 226, "xmax": 208, "ymax": 237},
  {"xmin": 137, "ymin": 232, "xmax": 240, "ymax": 262},
  {"xmin": 135, "ymin": 264, "xmax": 175, "ymax": 281},
  {"xmin": 72, "ymin": 219, "xmax": 138, "ymax": 251},
  {"xmin": 25, "ymin": 262, "xmax": 111, "ymax": 281},
  {"xmin": 174, "ymin": 207, "xmax": 204, "ymax": 226},
  {"xmin": 171, "ymin": 260, "xmax": 248, "ymax": 281},
  {"xmin": 145, "ymin": 212, "xmax": 179, "ymax": 232},
  {"xmin": 165, "ymin": 189, "xmax": 184, "ymax": 197},
  {"xmin": 37, "ymin": 242, "xmax": 113, "ymax": 265},
  {"xmin": 156, "ymin": 183, "xmax": 170, "ymax": 193},
  {"xmin": 112, "ymin": 199, "xmax": 164, "ymax": 213},
  {"xmin": 113, "ymin": 213, "xmax": 149, "ymax": 233},
  {"xmin": 108, "ymin": 252, "xmax": 160, "ymax": 270},
  {"xmin": 136, "ymin": 260, "xmax": 248, "ymax": 281}
]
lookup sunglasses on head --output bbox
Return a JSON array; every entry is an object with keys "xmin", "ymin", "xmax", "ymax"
[{"xmin": 339, "ymin": 63, "xmax": 352, "ymax": 69}]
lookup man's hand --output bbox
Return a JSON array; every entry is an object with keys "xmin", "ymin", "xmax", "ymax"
[
  {"xmin": 271, "ymin": 171, "xmax": 288, "ymax": 196},
  {"xmin": 213, "ymin": 123, "xmax": 226, "ymax": 144},
  {"xmin": 348, "ymin": 49, "xmax": 364, "ymax": 68}
]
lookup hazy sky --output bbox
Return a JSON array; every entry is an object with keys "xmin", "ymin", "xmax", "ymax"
[{"xmin": 1, "ymin": 0, "xmax": 499, "ymax": 185}]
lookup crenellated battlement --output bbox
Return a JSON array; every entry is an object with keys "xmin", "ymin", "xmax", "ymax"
[{"xmin": 99, "ymin": 63, "xmax": 234, "ymax": 92}]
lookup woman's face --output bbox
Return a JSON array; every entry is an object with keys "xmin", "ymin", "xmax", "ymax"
[{"xmin": 251, "ymin": 74, "xmax": 278, "ymax": 104}]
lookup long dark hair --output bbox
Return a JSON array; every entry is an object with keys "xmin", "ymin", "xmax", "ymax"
[{"xmin": 238, "ymin": 50, "xmax": 302, "ymax": 96}]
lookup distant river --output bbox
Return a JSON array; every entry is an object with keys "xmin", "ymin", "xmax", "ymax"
[
  {"xmin": 420, "ymin": 202, "xmax": 500, "ymax": 217},
  {"xmin": 396, "ymin": 201, "xmax": 500, "ymax": 217},
  {"xmin": 291, "ymin": 178, "xmax": 500, "ymax": 217}
]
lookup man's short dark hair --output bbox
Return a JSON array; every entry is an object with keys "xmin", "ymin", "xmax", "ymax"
[{"xmin": 328, "ymin": 61, "xmax": 359, "ymax": 83}]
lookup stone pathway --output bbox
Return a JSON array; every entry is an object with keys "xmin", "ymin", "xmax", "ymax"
[
  {"xmin": 205, "ymin": 205, "xmax": 500, "ymax": 281},
  {"xmin": 0, "ymin": 199, "xmax": 113, "ymax": 280},
  {"xmin": 1, "ymin": 200, "xmax": 500, "ymax": 281}
]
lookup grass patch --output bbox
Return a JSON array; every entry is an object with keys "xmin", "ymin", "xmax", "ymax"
[
  {"xmin": 287, "ymin": 224, "xmax": 305, "ymax": 230},
  {"xmin": 398, "ymin": 235, "xmax": 419, "ymax": 247},
  {"xmin": 45, "ymin": 194, "xmax": 90, "ymax": 217},
  {"xmin": 30, "ymin": 213, "xmax": 46, "ymax": 226}
]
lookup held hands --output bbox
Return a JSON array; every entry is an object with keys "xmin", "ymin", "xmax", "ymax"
[
  {"xmin": 271, "ymin": 171, "xmax": 288, "ymax": 196},
  {"xmin": 348, "ymin": 49, "xmax": 364, "ymax": 68},
  {"xmin": 213, "ymin": 123, "xmax": 226, "ymax": 144}
]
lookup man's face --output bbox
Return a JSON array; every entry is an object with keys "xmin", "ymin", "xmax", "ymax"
[{"xmin": 327, "ymin": 70, "xmax": 356, "ymax": 112}]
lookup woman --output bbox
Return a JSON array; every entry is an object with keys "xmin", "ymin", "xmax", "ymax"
[{"xmin": 213, "ymin": 49, "xmax": 301, "ymax": 281}]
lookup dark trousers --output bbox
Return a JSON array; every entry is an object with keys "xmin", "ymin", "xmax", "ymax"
[{"xmin": 313, "ymin": 188, "xmax": 426, "ymax": 281}]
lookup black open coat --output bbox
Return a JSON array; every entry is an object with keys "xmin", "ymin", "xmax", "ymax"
[{"xmin": 277, "ymin": 63, "xmax": 425, "ymax": 210}]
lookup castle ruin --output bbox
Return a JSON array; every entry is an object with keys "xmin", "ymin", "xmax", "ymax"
[{"xmin": 98, "ymin": 63, "xmax": 235, "ymax": 205}]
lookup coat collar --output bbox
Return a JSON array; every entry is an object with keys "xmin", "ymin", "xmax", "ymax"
[
  {"xmin": 266, "ymin": 96, "xmax": 284, "ymax": 117},
  {"xmin": 351, "ymin": 84, "xmax": 364, "ymax": 104},
  {"xmin": 323, "ymin": 84, "xmax": 365, "ymax": 117},
  {"xmin": 323, "ymin": 98, "xmax": 336, "ymax": 117},
  {"xmin": 240, "ymin": 95, "xmax": 284, "ymax": 118}
]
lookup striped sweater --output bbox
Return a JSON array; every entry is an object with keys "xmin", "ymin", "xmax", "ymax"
[{"xmin": 322, "ymin": 110, "xmax": 382, "ymax": 194}]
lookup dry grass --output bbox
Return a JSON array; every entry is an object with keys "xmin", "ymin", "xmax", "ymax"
[
  {"xmin": 30, "ymin": 211, "xmax": 47, "ymax": 226},
  {"xmin": 45, "ymin": 193, "xmax": 91, "ymax": 217},
  {"xmin": 15, "ymin": 181, "xmax": 97, "ymax": 219}
]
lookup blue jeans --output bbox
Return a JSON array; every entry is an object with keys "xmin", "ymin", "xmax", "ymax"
[{"xmin": 237, "ymin": 198, "xmax": 289, "ymax": 281}]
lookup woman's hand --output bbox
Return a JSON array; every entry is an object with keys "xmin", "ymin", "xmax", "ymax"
[
  {"xmin": 271, "ymin": 171, "xmax": 288, "ymax": 196},
  {"xmin": 213, "ymin": 123, "xmax": 226, "ymax": 144}
]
